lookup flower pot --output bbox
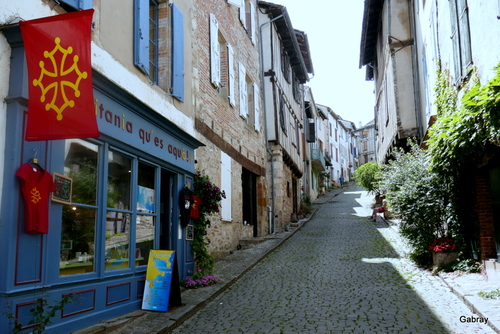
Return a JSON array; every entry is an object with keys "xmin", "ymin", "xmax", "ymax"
[{"xmin": 432, "ymin": 251, "xmax": 458, "ymax": 267}]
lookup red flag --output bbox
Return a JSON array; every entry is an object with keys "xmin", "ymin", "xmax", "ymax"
[{"xmin": 20, "ymin": 9, "xmax": 99, "ymax": 141}]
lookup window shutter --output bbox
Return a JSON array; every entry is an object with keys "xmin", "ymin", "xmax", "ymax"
[
  {"xmin": 239, "ymin": 2, "xmax": 247, "ymax": 28},
  {"xmin": 239, "ymin": 62, "xmax": 247, "ymax": 119},
  {"xmin": 60, "ymin": 0, "xmax": 92, "ymax": 10},
  {"xmin": 228, "ymin": 44, "xmax": 236, "ymax": 106},
  {"xmin": 228, "ymin": 0, "xmax": 243, "ymax": 7},
  {"xmin": 134, "ymin": 0, "xmax": 150, "ymax": 75},
  {"xmin": 172, "ymin": 4, "xmax": 184, "ymax": 102},
  {"xmin": 221, "ymin": 152, "xmax": 232, "ymax": 221},
  {"xmin": 80, "ymin": 0, "xmax": 92, "ymax": 9},
  {"xmin": 250, "ymin": 4, "xmax": 256, "ymax": 44},
  {"xmin": 210, "ymin": 13, "xmax": 220, "ymax": 86},
  {"xmin": 253, "ymin": 83, "xmax": 260, "ymax": 131},
  {"xmin": 457, "ymin": 0, "xmax": 472, "ymax": 71}
]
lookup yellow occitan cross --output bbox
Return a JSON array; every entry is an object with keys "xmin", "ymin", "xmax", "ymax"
[
  {"xmin": 30, "ymin": 187, "xmax": 41, "ymax": 204},
  {"xmin": 32, "ymin": 37, "xmax": 88, "ymax": 121}
]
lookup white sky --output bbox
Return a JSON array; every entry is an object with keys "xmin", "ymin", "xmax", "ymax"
[{"xmin": 281, "ymin": 0, "xmax": 375, "ymax": 127}]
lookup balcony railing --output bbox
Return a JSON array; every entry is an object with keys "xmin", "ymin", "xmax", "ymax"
[{"xmin": 311, "ymin": 148, "xmax": 326, "ymax": 171}]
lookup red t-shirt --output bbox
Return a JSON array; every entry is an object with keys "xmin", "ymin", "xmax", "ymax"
[
  {"xmin": 190, "ymin": 195, "xmax": 202, "ymax": 219},
  {"xmin": 16, "ymin": 163, "xmax": 55, "ymax": 234}
]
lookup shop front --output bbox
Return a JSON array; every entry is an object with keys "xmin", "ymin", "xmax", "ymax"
[{"xmin": 1, "ymin": 26, "xmax": 201, "ymax": 334}]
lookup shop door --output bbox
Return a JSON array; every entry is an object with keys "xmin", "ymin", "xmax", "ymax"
[
  {"xmin": 160, "ymin": 169, "xmax": 173, "ymax": 250},
  {"xmin": 242, "ymin": 168, "xmax": 257, "ymax": 237}
]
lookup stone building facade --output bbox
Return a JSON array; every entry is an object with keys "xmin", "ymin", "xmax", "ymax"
[{"xmin": 191, "ymin": 0, "xmax": 268, "ymax": 258}]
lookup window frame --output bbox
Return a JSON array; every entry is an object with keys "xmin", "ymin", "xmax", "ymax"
[{"xmin": 59, "ymin": 139, "xmax": 163, "ymax": 278}]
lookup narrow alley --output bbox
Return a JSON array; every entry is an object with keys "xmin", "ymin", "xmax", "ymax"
[{"xmin": 171, "ymin": 185, "xmax": 495, "ymax": 334}]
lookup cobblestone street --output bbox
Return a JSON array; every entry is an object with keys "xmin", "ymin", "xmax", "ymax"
[{"xmin": 171, "ymin": 185, "xmax": 496, "ymax": 334}]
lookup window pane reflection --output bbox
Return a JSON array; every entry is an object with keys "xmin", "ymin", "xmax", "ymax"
[
  {"xmin": 60, "ymin": 206, "xmax": 96, "ymax": 276},
  {"xmin": 105, "ymin": 211, "xmax": 131, "ymax": 271},
  {"xmin": 135, "ymin": 215, "xmax": 154, "ymax": 266},
  {"xmin": 108, "ymin": 151, "xmax": 131, "ymax": 210},
  {"xmin": 64, "ymin": 139, "xmax": 98, "ymax": 205},
  {"xmin": 137, "ymin": 162, "xmax": 155, "ymax": 213}
]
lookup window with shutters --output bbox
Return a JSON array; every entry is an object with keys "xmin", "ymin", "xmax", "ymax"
[
  {"xmin": 243, "ymin": 0, "xmax": 257, "ymax": 44},
  {"xmin": 135, "ymin": 2, "xmax": 184, "ymax": 99},
  {"xmin": 134, "ymin": 0, "xmax": 159, "ymax": 84},
  {"xmin": 210, "ymin": 14, "xmax": 221, "ymax": 87},
  {"xmin": 449, "ymin": 0, "xmax": 472, "ymax": 83},
  {"xmin": 210, "ymin": 14, "xmax": 234, "ymax": 105},
  {"xmin": 280, "ymin": 39, "xmax": 291, "ymax": 83}
]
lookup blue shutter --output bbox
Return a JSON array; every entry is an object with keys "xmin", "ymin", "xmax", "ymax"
[
  {"xmin": 172, "ymin": 4, "xmax": 184, "ymax": 102},
  {"xmin": 60, "ymin": 0, "xmax": 92, "ymax": 10},
  {"xmin": 80, "ymin": 0, "xmax": 92, "ymax": 9},
  {"xmin": 134, "ymin": 0, "xmax": 150, "ymax": 75}
]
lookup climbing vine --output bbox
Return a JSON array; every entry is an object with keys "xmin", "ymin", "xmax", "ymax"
[
  {"xmin": 191, "ymin": 171, "xmax": 225, "ymax": 273},
  {"xmin": 428, "ymin": 64, "xmax": 500, "ymax": 177},
  {"xmin": 426, "ymin": 63, "xmax": 500, "ymax": 259}
]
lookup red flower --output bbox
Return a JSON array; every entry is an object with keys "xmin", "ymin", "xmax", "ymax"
[{"xmin": 428, "ymin": 238, "xmax": 456, "ymax": 253}]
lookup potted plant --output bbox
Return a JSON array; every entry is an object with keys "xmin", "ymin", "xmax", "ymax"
[{"xmin": 429, "ymin": 237, "xmax": 458, "ymax": 267}]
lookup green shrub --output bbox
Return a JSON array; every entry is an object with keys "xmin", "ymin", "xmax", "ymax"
[
  {"xmin": 353, "ymin": 162, "xmax": 382, "ymax": 195},
  {"xmin": 379, "ymin": 140, "xmax": 456, "ymax": 266}
]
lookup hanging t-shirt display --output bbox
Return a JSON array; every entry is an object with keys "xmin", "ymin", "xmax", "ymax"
[
  {"xmin": 190, "ymin": 195, "xmax": 201, "ymax": 219},
  {"xmin": 16, "ymin": 163, "xmax": 55, "ymax": 234},
  {"xmin": 179, "ymin": 186, "xmax": 193, "ymax": 226}
]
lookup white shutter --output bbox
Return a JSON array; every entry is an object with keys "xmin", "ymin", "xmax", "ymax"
[
  {"xmin": 228, "ymin": 0, "xmax": 243, "ymax": 7},
  {"xmin": 239, "ymin": 62, "xmax": 247, "ymax": 119},
  {"xmin": 239, "ymin": 1, "xmax": 246, "ymax": 28},
  {"xmin": 221, "ymin": 152, "xmax": 232, "ymax": 221},
  {"xmin": 250, "ymin": 3, "xmax": 256, "ymax": 45},
  {"xmin": 253, "ymin": 83, "xmax": 260, "ymax": 131},
  {"xmin": 228, "ymin": 44, "xmax": 236, "ymax": 107},
  {"xmin": 210, "ymin": 13, "xmax": 220, "ymax": 86}
]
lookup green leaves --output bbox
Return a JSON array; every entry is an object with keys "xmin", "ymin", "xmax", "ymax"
[
  {"xmin": 428, "ymin": 65, "xmax": 500, "ymax": 177},
  {"xmin": 379, "ymin": 140, "xmax": 455, "ymax": 266},
  {"xmin": 353, "ymin": 162, "xmax": 381, "ymax": 195}
]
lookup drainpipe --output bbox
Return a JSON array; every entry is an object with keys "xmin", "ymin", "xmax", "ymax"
[{"xmin": 259, "ymin": 11, "xmax": 284, "ymax": 235}]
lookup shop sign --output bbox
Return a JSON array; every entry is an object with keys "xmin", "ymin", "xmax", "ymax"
[{"xmin": 94, "ymin": 91, "xmax": 195, "ymax": 172}]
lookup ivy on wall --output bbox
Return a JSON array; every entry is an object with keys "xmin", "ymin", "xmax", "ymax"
[
  {"xmin": 426, "ymin": 63, "xmax": 500, "ymax": 259},
  {"xmin": 191, "ymin": 171, "xmax": 226, "ymax": 273},
  {"xmin": 428, "ymin": 64, "xmax": 500, "ymax": 177}
]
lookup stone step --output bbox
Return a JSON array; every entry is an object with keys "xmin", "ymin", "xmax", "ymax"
[{"xmin": 238, "ymin": 238, "xmax": 266, "ymax": 250}]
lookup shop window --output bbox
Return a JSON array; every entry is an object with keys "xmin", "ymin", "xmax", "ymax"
[
  {"xmin": 60, "ymin": 139, "xmax": 99, "ymax": 276},
  {"xmin": 60, "ymin": 140, "xmax": 158, "ymax": 276},
  {"xmin": 136, "ymin": 162, "xmax": 156, "ymax": 266},
  {"xmin": 134, "ymin": 0, "xmax": 159, "ymax": 84},
  {"xmin": 105, "ymin": 150, "xmax": 132, "ymax": 271}
]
